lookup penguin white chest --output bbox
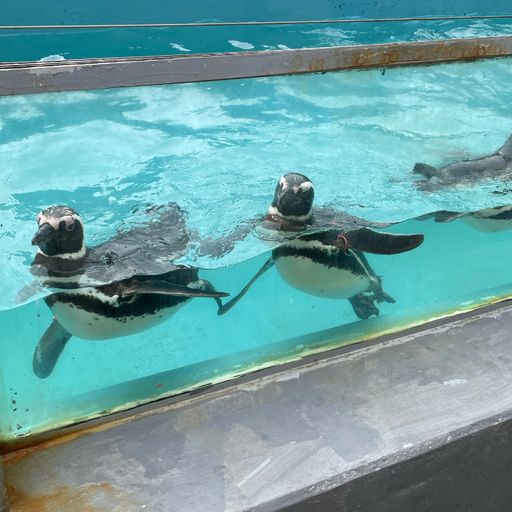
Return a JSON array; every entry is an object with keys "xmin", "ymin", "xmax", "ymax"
[
  {"xmin": 274, "ymin": 251, "xmax": 372, "ymax": 299},
  {"xmin": 48, "ymin": 288, "xmax": 188, "ymax": 340}
]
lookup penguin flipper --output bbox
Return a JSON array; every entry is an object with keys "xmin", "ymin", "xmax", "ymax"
[
  {"xmin": 199, "ymin": 219, "xmax": 258, "ymax": 258},
  {"xmin": 217, "ymin": 257, "xmax": 274, "ymax": 316},
  {"xmin": 33, "ymin": 319, "xmax": 72, "ymax": 379},
  {"xmin": 120, "ymin": 279, "xmax": 229, "ymax": 298},
  {"xmin": 16, "ymin": 281, "xmax": 44, "ymax": 304},
  {"xmin": 341, "ymin": 228, "xmax": 424, "ymax": 255},
  {"xmin": 196, "ymin": 279, "xmax": 224, "ymax": 310}
]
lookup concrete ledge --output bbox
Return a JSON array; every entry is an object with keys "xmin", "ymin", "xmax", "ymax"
[
  {"xmin": 4, "ymin": 304, "xmax": 512, "ymax": 511},
  {"xmin": 280, "ymin": 412, "xmax": 512, "ymax": 512}
]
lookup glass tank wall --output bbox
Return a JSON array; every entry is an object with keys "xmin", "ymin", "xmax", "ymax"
[
  {"xmin": 2, "ymin": 57, "xmax": 512, "ymax": 445},
  {"xmin": 4, "ymin": 18, "xmax": 512, "ymax": 62}
]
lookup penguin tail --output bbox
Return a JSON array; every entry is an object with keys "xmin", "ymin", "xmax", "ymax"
[
  {"xmin": 413, "ymin": 162, "xmax": 439, "ymax": 179},
  {"xmin": 33, "ymin": 319, "xmax": 72, "ymax": 379}
]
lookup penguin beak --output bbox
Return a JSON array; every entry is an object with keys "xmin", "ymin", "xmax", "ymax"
[{"xmin": 32, "ymin": 223, "xmax": 55, "ymax": 246}]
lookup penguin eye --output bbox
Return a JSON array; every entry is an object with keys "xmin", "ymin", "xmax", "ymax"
[{"xmin": 61, "ymin": 216, "xmax": 75, "ymax": 231}]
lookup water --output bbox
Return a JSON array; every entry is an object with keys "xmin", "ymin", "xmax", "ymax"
[
  {"xmin": 2, "ymin": 18, "xmax": 512, "ymax": 62},
  {"xmin": 2, "ymin": 57, "xmax": 512, "ymax": 442},
  {"xmin": 2, "ymin": 215, "xmax": 512, "ymax": 442}
]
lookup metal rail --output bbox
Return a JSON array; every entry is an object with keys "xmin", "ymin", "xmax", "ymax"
[
  {"xmin": 2, "ymin": 14, "xmax": 512, "ymax": 30},
  {"xmin": 0, "ymin": 36, "xmax": 511, "ymax": 97},
  {"xmin": 0, "ymin": 462, "xmax": 7, "ymax": 512}
]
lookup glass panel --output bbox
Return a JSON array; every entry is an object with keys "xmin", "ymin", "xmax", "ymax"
[
  {"xmin": 3, "ymin": 18, "xmax": 512, "ymax": 62},
  {"xmin": 2, "ymin": 57, "xmax": 512, "ymax": 443},
  {"xmin": 2, "ymin": 0, "xmax": 510, "ymax": 26}
]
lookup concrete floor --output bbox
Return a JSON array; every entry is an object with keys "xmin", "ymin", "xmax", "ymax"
[{"xmin": 3, "ymin": 302, "xmax": 512, "ymax": 511}]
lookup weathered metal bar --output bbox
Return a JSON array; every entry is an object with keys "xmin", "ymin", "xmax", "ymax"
[
  {"xmin": 0, "ymin": 461, "xmax": 8, "ymax": 512},
  {"xmin": 0, "ymin": 35, "xmax": 511, "ymax": 96},
  {"xmin": 2, "ymin": 14, "xmax": 512, "ymax": 29}
]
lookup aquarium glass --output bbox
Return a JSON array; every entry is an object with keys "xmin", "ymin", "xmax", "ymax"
[
  {"xmin": 1, "ymin": 57, "xmax": 512, "ymax": 444},
  {"xmin": 2, "ymin": 18, "xmax": 512, "ymax": 62}
]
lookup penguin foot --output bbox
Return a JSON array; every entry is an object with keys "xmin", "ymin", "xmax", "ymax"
[
  {"xmin": 33, "ymin": 319, "xmax": 72, "ymax": 378},
  {"xmin": 374, "ymin": 289, "xmax": 396, "ymax": 304},
  {"xmin": 370, "ymin": 279, "xmax": 396, "ymax": 304},
  {"xmin": 348, "ymin": 294, "xmax": 379, "ymax": 320}
]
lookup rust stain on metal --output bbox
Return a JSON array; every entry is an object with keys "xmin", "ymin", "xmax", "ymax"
[
  {"xmin": 308, "ymin": 58, "xmax": 325, "ymax": 72},
  {"xmin": 336, "ymin": 39, "xmax": 511, "ymax": 71},
  {"xmin": 7, "ymin": 482, "xmax": 125, "ymax": 512},
  {"xmin": 381, "ymin": 49, "xmax": 400, "ymax": 65},
  {"xmin": 2, "ymin": 36, "xmax": 512, "ymax": 96},
  {"xmin": 289, "ymin": 54, "xmax": 304, "ymax": 72},
  {"xmin": 2, "ymin": 412, "xmax": 135, "ymax": 461},
  {"xmin": 355, "ymin": 53, "xmax": 367, "ymax": 65}
]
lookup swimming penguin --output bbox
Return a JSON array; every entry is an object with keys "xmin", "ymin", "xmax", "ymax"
[
  {"xmin": 413, "ymin": 134, "xmax": 512, "ymax": 191},
  {"xmin": 29, "ymin": 204, "xmax": 227, "ymax": 378},
  {"xmin": 217, "ymin": 173, "xmax": 424, "ymax": 319},
  {"xmin": 417, "ymin": 204, "xmax": 512, "ymax": 232}
]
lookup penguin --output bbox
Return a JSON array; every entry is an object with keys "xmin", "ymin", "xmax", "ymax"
[
  {"xmin": 417, "ymin": 205, "xmax": 512, "ymax": 233},
  {"xmin": 413, "ymin": 134, "xmax": 512, "ymax": 191},
  {"xmin": 217, "ymin": 173, "xmax": 424, "ymax": 319},
  {"xmin": 29, "ymin": 204, "xmax": 228, "ymax": 378}
]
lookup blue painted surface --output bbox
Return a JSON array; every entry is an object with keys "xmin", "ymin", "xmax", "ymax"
[
  {"xmin": 2, "ymin": 0, "xmax": 512, "ymax": 62},
  {"xmin": 1, "ymin": 0, "xmax": 512, "ymax": 25}
]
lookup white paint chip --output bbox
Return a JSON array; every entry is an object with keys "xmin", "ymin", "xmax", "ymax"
[
  {"xmin": 443, "ymin": 378, "xmax": 467, "ymax": 387},
  {"xmin": 228, "ymin": 40, "xmax": 255, "ymax": 50}
]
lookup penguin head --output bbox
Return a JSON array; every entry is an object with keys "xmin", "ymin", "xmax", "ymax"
[
  {"xmin": 268, "ymin": 173, "xmax": 315, "ymax": 222},
  {"xmin": 32, "ymin": 205, "xmax": 85, "ymax": 258}
]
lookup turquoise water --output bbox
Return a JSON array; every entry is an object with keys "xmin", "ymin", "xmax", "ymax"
[
  {"xmin": 2, "ymin": 216, "xmax": 512, "ymax": 441},
  {"xmin": 2, "ymin": 18, "xmax": 512, "ymax": 61},
  {"xmin": 2, "ymin": 58, "xmax": 512, "ymax": 441}
]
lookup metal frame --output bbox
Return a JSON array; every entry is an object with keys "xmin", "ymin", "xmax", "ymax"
[
  {"xmin": 2, "ymin": 14, "xmax": 512, "ymax": 29},
  {"xmin": 1, "ymin": 36, "xmax": 512, "ymax": 96},
  {"xmin": 0, "ymin": 461, "xmax": 7, "ymax": 512}
]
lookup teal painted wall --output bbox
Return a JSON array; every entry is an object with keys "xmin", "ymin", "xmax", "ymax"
[{"xmin": 1, "ymin": 0, "xmax": 512, "ymax": 25}]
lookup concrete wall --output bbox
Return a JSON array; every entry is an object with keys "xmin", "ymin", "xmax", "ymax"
[{"xmin": 1, "ymin": 0, "xmax": 512, "ymax": 25}]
